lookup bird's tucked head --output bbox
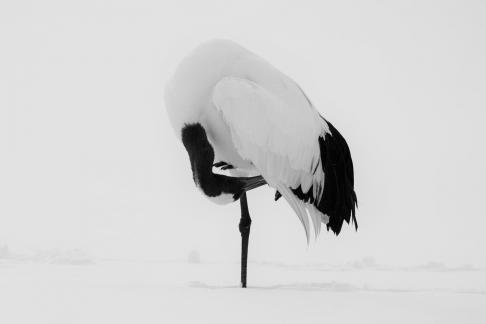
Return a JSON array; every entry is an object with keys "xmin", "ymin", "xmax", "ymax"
[{"xmin": 181, "ymin": 123, "xmax": 266, "ymax": 204}]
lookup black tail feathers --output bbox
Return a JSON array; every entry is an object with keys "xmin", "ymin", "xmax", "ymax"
[{"xmin": 318, "ymin": 120, "xmax": 358, "ymax": 235}]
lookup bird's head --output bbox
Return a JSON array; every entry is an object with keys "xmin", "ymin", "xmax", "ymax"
[{"xmin": 181, "ymin": 123, "xmax": 266, "ymax": 205}]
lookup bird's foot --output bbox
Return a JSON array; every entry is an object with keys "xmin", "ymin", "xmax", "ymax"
[{"xmin": 213, "ymin": 161, "xmax": 234, "ymax": 170}]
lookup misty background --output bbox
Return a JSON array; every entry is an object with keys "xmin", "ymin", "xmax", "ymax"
[{"xmin": 1, "ymin": 0, "xmax": 485, "ymax": 268}]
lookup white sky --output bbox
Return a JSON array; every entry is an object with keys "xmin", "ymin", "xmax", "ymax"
[{"xmin": 1, "ymin": 0, "xmax": 485, "ymax": 267}]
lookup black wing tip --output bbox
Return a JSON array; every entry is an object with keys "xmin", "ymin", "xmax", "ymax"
[
  {"xmin": 272, "ymin": 117, "xmax": 358, "ymax": 236},
  {"xmin": 319, "ymin": 120, "xmax": 358, "ymax": 236},
  {"xmin": 288, "ymin": 120, "xmax": 358, "ymax": 236}
]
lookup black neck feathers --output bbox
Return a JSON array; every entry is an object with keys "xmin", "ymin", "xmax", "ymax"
[
  {"xmin": 181, "ymin": 123, "xmax": 224, "ymax": 197},
  {"xmin": 181, "ymin": 123, "xmax": 266, "ymax": 200},
  {"xmin": 181, "ymin": 123, "xmax": 264, "ymax": 200}
]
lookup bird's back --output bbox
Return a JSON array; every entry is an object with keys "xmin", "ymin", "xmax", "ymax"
[
  {"xmin": 164, "ymin": 39, "xmax": 315, "ymax": 137},
  {"xmin": 165, "ymin": 40, "xmax": 357, "ymax": 239}
]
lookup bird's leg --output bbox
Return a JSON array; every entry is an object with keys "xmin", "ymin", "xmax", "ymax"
[{"xmin": 239, "ymin": 192, "xmax": 251, "ymax": 288}]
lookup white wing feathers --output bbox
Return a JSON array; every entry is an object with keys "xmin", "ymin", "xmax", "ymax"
[{"xmin": 212, "ymin": 76, "xmax": 329, "ymax": 241}]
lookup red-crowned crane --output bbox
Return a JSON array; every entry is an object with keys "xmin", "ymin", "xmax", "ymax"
[{"xmin": 164, "ymin": 40, "xmax": 357, "ymax": 288}]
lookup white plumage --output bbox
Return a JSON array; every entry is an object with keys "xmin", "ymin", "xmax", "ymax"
[
  {"xmin": 212, "ymin": 76, "xmax": 329, "ymax": 241},
  {"xmin": 165, "ymin": 39, "xmax": 356, "ymax": 242}
]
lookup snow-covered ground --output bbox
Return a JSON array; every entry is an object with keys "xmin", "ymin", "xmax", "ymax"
[{"xmin": 1, "ymin": 257, "xmax": 484, "ymax": 324}]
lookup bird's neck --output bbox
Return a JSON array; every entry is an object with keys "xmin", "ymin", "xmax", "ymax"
[{"xmin": 181, "ymin": 123, "xmax": 234, "ymax": 198}]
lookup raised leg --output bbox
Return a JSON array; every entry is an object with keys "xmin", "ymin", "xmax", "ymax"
[{"xmin": 239, "ymin": 192, "xmax": 251, "ymax": 288}]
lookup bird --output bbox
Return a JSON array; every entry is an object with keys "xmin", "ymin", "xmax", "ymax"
[{"xmin": 164, "ymin": 39, "xmax": 357, "ymax": 288}]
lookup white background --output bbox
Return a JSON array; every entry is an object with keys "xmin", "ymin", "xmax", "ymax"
[
  {"xmin": 2, "ymin": 0, "xmax": 485, "ymax": 267},
  {"xmin": 1, "ymin": 1, "xmax": 485, "ymax": 323}
]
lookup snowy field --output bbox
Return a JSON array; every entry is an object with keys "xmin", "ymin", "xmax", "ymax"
[{"xmin": 1, "ymin": 257, "xmax": 485, "ymax": 324}]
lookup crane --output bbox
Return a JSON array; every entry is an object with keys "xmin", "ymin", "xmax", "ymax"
[{"xmin": 164, "ymin": 39, "xmax": 357, "ymax": 288}]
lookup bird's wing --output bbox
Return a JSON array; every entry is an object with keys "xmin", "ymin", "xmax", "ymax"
[{"xmin": 212, "ymin": 76, "xmax": 329, "ymax": 241}]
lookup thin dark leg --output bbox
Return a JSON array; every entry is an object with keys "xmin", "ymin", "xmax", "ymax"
[{"xmin": 239, "ymin": 192, "xmax": 251, "ymax": 288}]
